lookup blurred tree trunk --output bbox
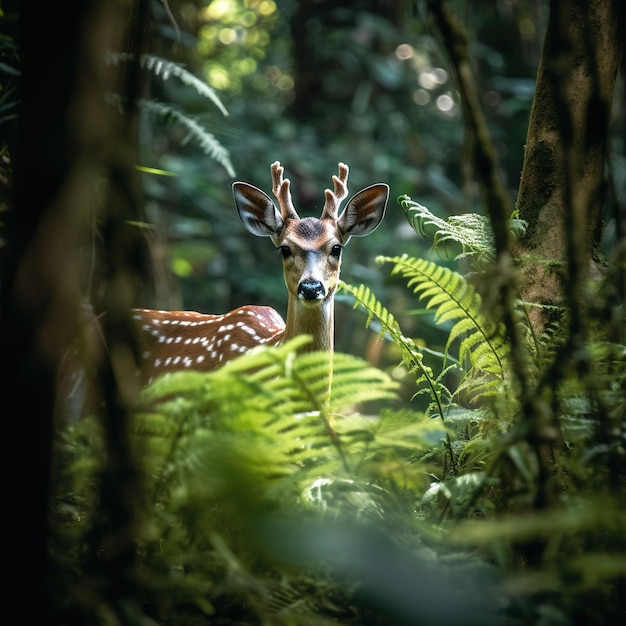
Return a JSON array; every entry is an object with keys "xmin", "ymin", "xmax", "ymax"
[
  {"xmin": 0, "ymin": 1, "xmax": 149, "ymax": 623},
  {"xmin": 514, "ymin": 0, "xmax": 623, "ymax": 332}
]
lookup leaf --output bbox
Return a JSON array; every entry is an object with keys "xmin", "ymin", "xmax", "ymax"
[
  {"xmin": 338, "ymin": 280, "xmax": 452, "ymax": 418},
  {"xmin": 399, "ymin": 195, "xmax": 527, "ymax": 267},
  {"xmin": 139, "ymin": 99, "xmax": 235, "ymax": 177},
  {"xmin": 106, "ymin": 52, "xmax": 229, "ymax": 117},
  {"xmin": 378, "ymin": 255, "xmax": 508, "ymax": 383}
]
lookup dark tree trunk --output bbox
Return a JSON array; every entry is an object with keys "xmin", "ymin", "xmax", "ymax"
[
  {"xmin": 514, "ymin": 0, "xmax": 623, "ymax": 332},
  {"xmin": 0, "ymin": 3, "xmax": 103, "ymax": 622},
  {"xmin": 0, "ymin": 1, "xmax": 150, "ymax": 622}
]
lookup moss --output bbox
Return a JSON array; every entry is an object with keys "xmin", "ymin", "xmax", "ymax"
[{"xmin": 516, "ymin": 139, "xmax": 560, "ymax": 241}]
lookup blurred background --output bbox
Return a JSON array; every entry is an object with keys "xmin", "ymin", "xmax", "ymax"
[{"xmin": 138, "ymin": 0, "xmax": 544, "ymax": 373}]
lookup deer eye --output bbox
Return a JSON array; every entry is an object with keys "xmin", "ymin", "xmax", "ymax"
[
  {"xmin": 278, "ymin": 246, "xmax": 292, "ymax": 259},
  {"xmin": 330, "ymin": 244, "xmax": 343, "ymax": 259}
]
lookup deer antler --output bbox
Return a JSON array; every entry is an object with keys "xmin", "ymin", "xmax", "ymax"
[
  {"xmin": 321, "ymin": 163, "xmax": 349, "ymax": 220},
  {"xmin": 271, "ymin": 161, "xmax": 299, "ymax": 221}
]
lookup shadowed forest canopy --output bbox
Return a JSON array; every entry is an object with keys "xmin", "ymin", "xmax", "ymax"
[{"xmin": 0, "ymin": 0, "xmax": 624, "ymax": 624}]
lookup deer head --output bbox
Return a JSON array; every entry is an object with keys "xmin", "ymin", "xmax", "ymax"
[{"xmin": 232, "ymin": 162, "xmax": 388, "ymax": 349}]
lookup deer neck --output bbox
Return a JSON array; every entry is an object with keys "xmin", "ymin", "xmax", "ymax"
[{"xmin": 284, "ymin": 294, "xmax": 334, "ymax": 353}]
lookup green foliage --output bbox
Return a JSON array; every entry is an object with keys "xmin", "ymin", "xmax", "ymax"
[
  {"xmin": 400, "ymin": 195, "xmax": 527, "ymax": 265},
  {"xmin": 53, "ymin": 338, "xmax": 504, "ymax": 624},
  {"xmin": 378, "ymin": 254, "xmax": 509, "ymax": 380},
  {"xmin": 142, "ymin": 53, "xmax": 229, "ymax": 116},
  {"xmin": 139, "ymin": 99, "xmax": 235, "ymax": 176},
  {"xmin": 339, "ymin": 196, "xmax": 626, "ymax": 623},
  {"xmin": 106, "ymin": 51, "xmax": 235, "ymax": 176},
  {"xmin": 50, "ymin": 200, "xmax": 626, "ymax": 624},
  {"xmin": 338, "ymin": 279, "xmax": 455, "ymax": 420}
]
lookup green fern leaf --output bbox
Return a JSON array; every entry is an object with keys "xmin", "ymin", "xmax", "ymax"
[
  {"xmin": 338, "ymin": 281, "xmax": 425, "ymax": 369},
  {"xmin": 338, "ymin": 280, "xmax": 454, "ymax": 424},
  {"xmin": 106, "ymin": 52, "xmax": 229, "ymax": 117},
  {"xmin": 140, "ymin": 54, "xmax": 229, "ymax": 116},
  {"xmin": 378, "ymin": 254, "xmax": 508, "ymax": 380},
  {"xmin": 447, "ymin": 317, "xmax": 478, "ymax": 347},
  {"xmin": 138, "ymin": 99, "xmax": 235, "ymax": 176},
  {"xmin": 399, "ymin": 195, "xmax": 527, "ymax": 266}
]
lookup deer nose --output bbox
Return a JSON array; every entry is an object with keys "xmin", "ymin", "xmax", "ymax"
[{"xmin": 298, "ymin": 280, "xmax": 325, "ymax": 301}]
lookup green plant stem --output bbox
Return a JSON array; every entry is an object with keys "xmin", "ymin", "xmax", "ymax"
[
  {"xmin": 339, "ymin": 280, "xmax": 458, "ymax": 474},
  {"xmin": 287, "ymin": 353, "xmax": 351, "ymax": 476}
]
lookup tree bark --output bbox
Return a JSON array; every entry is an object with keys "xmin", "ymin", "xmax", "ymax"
[
  {"xmin": 0, "ymin": 1, "xmax": 149, "ymax": 622},
  {"xmin": 514, "ymin": 0, "xmax": 622, "ymax": 332},
  {"xmin": 0, "ymin": 3, "xmax": 103, "ymax": 622}
]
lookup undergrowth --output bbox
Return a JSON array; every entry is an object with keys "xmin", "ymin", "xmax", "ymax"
[{"xmin": 51, "ymin": 197, "xmax": 626, "ymax": 625}]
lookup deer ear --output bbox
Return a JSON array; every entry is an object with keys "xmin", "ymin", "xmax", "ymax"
[
  {"xmin": 233, "ymin": 182, "xmax": 284, "ymax": 238},
  {"xmin": 337, "ymin": 183, "xmax": 389, "ymax": 240}
]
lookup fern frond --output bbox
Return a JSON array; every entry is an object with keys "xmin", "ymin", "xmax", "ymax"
[
  {"xmin": 106, "ymin": 52, "xmax": 229, "ymax": 117},
  {"xmin": 399, "ymin": 195, "xmax": 527, "ymax": 266},
  {"xmin": 138, "ymin": 338, "xmax": 399, "ymax": 477},
  {"xmin": 378, "ymin": 255, "xmax": 509, "ymax": 380},
  {"xmin": 134, "ymin": 361, "xmax": 385, "ymax": 520},
  {"xmin": 338, "ymin": 281, "xmax": 417, "ymax": 357},
  {"xmin": 456, "ymin": 372, "xmax": 506, "ymax": 403},
  {"xmin": 338, "ymin": 278, "xmax": 459, "ymax": 479},
  {"xmin": 328, "ymin": 352, "xmax": 399, "ymax": 410},
  {"xmin": 339, "ymin": 281, "xmax": 402, "ymax": 338},
  {"xmin": 140, "ymin": 54, "xmax": 229, "ymax": 116},
  {"xmin": 138, "ymin": 99, "xmax": 235, "ymax": 176}
]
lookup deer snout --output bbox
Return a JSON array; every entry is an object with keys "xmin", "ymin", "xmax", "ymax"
[{"xmin": 298, "ymin": 279, "xmax": 326, "ymax": 301}]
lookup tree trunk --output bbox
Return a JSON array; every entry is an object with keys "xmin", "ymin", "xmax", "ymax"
[
  {"xmin": 0, "ymin": 1, "xmax": 149, "ymax": 622},
  {"xmin": 514, "ymin": 0, "xmax": 622, "ymax": 331}
]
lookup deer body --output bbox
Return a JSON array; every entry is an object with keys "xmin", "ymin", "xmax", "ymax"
[{"xmin": 133, "ymin": 305, "xmax": 286, "ymax": 383}]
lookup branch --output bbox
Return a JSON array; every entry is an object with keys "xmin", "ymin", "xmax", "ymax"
[
  {"xmin": 426, "ymin": 0, "xmax": 513, "ymax": 260},
  {"xmin": 426, "ymin": 0, "xmax": 530, "ymax": 399}
]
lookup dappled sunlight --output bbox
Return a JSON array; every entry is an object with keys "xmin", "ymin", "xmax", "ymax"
[{"xmin": 198, "ymin": 0, "xmax": 282, "ymax": 94}]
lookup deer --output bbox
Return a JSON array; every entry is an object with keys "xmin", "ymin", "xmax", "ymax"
[
  {"xmin": 130, "ymin": 161, "xmax": 389, "ymax": 383},
  {"xmin": 58, "ymin": 162, "xmax": 388, "ymax": 417}
]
